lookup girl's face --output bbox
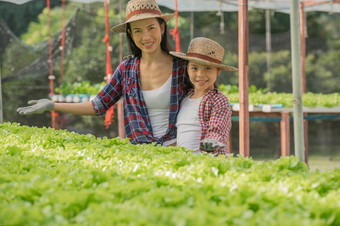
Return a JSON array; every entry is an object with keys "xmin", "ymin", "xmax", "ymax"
[
  {"xmin": 129, "ymin": 18, "xmax": 165, "ymax": 55},
  {"xmin": 187, "ymin": 61, "xmax": 221, "ymax": 95}
]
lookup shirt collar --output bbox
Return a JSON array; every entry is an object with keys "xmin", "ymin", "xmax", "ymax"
[{"xmin": 187, "ymin": 88, "xmax": 219, "ymax": 97}]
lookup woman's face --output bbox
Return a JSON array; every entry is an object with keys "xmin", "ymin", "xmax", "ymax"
[{"xmin": 129, "ymin": 18, "xmax": 165, "ymax": 55}]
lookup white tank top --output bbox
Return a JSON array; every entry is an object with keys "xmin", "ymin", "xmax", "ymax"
[
  {"xmin": 142, "ymin": 75, "xmax": 172, "ymax": 140},
  {"xmin": 176, "ymin": 95, "xmax": 202, "ymax": 153}
]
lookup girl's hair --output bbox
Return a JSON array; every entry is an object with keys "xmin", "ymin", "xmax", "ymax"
[{"xmin": 126, "ymin": 18, "xmax": 173, "ymax": 58}]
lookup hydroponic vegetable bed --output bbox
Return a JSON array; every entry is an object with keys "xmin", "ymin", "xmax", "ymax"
[{"xmin": 1, "ymin": 123, "xmax": 339, "ymax": 225}]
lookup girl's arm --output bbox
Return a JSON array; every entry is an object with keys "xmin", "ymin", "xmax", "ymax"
[
  {"xmin": 200, "ymin": 93, "xmax": 232, "ymax": 154},
  {"xmin": 204, "ymin": 105, "xmax": 232, "ymax": 142}
]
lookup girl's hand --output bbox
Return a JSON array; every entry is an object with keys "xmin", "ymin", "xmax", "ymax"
[{"xmin": 200, "ymin": 139, "xmax": 225, "ymax": 152}]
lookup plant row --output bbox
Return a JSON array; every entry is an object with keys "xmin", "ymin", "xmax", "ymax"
[
  {"xmin": 54, "ymin": 82, "xmax": 340, "ymax": 108},
  {"xmin": 220, "ymin": 84, "xmax": 340, "ymax": 108},
  {"xmin": 1, "ymin": 122, "xmax": 339, "ymax": 225}
]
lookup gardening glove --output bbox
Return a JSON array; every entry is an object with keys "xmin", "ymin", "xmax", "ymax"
[
  {"xmin": 17, "ymin": 99, "xmax": 54, "ymax": 115},
  {"xmin": 200, "ymin": 139, "xmax": 226, "ymax": 152}
]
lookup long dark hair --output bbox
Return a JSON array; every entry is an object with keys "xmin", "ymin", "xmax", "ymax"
[{"xmin": 126, "ymin": 18, "xmax": 173, "ymax": 58}]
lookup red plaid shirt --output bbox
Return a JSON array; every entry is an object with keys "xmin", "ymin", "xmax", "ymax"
[
  {"xmin": 91, "ymin": 57, "xmax": 191, "ymax": 145},
  {"xmin": 198, "ymin": 88, "xmax": 232, "ymax": 155}
]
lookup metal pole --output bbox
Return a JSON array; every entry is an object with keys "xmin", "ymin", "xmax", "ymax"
[
  {"xmin": 290, "ymin": 0, "xmax": 305, "ymax": 162},
  {"xmin": 0, "ymin": 64, "xmax": 3, "ymax": 124},
  {"xmin": 190, "ymin": 11, "xmax": 194, "ymax": 40},
  {"xmin": 238, "ymin": 0, "xmax": 250, "ymax": 157},
  {"xmin": 265, "ymin": 8, "xmax": 271, "ymax": 90}
]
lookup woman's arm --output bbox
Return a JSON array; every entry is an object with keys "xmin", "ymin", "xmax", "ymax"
[
  {"xmin": 17, "ymin": 60, "xmax": 125, "ymax": 116},
  {"xmin": 54, "ymin": 101, "xmax": 96, "ymax": 115},
  {"xmin": 17, "ymin": 99, "xmax": 96, "ymax": 116}
]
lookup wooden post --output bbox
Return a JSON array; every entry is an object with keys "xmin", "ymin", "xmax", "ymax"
[
  {"xmin": 280, "ymin": 112, "xmax": 290, "ymax": 156},
  {"xmin": 51, "ymin": 111, "xmax": 59, "ymax": 130},
  {"xmin": 299, "ymin": 2, "xmax": 306, "ymax": 94},
  {"xmin": 117, "ymin": 100, "xmax": 125, "ymax": 138},
  {"xmin": 299, "ymin": 2, "xmax": 309, "ymax": 164},
  {"xmin": 238, "ymin": 0, "xmax": 250, "ymax": 157},
  {"xmin": 117, "ymin": 0, "xmax": 125, "ymax": 138},
  {"xmin": 304, "ymin": 115, "xmax": 309, "ymax": 163},
  {"xmin": 119, "ymin": 0, "xmax": 123, "ymax": 62},
  {"xmin": 0, "ymin": 64, "xmax": 3, "ymax": 124},
  {"xmin": 227, "ymin": 129, "xmax": 232, "ymax": 154}
]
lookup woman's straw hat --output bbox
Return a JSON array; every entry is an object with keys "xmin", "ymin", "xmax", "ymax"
[
  {"xmin": 170, "ymin": 37, "xmax": 238, "ymax": 71},
  {"xmin": 111, "ymin": 0, "xmax": 175, "ymax": 33}
]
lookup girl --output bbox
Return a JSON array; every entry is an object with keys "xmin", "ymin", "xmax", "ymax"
[
  {"xmin": 17, "ymin": 0, "xmax": 192, "ymax": 146},
  {"xmin": 170, "ymin": 37, "xmax": 237, "ymax": 155}
]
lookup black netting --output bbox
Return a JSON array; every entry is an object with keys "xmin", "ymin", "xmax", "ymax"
[
  {"xmin": 1, "ymin": 9, "xmax": 78, "ymax": 83},
  {"xmin": 0, "ymin": 16, "xmax": 15, "ymax": 58}
]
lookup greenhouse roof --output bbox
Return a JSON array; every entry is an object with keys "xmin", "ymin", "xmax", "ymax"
[
  {"xmin": 1, "ymin": 0, "xmax": 340, "ymax": 13},
  {"xmin": 157, "ymin": 0, "xmax": 340, "ymax": 13}
]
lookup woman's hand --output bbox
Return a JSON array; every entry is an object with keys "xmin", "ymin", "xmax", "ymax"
[{"xmin": 17, "ymin": 99, "xmax": 54, "ymax": 115}]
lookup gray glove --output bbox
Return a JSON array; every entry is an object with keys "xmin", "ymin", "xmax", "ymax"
[
  {"xmin": 200, "ymin": 139, "xmax": 226, "ymax": 152},
  {"xmin": 17, "ymin": 99, "xmax": 54, "ymax": 115}
]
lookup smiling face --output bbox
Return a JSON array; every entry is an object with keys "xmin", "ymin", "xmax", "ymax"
[
  {"xmin": 187, "ymin": 61, "xmax": 221, "ymax": 97},
  {"xmin": 129, "ymin": 18, "xmax": 165, "ymax": 55}
]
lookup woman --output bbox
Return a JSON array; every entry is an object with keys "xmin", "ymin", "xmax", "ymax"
[{"xmin": 17, "ymin": 0, "xmax": 192, "ymax": 146}]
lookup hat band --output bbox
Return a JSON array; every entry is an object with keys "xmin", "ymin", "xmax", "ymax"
[
  {"xmin": 126, "ymin": 9, "xmax": 162, "ymax": 21},
  {"xmin": 186, "ymin": 53, "xmax": 222, "ymax": 64}
]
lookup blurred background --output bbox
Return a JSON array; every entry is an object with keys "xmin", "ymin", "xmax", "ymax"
[{"xmin": 0, "ymin": 0, "xmax": 339, "ymax": 169}]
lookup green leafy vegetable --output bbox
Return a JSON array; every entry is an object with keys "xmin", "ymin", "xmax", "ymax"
[{"xmin": 0, "ymin": 123, "xmax": 339, "ymax": 225}]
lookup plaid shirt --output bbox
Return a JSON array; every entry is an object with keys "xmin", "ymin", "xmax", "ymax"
[
  {"xmin": 198, "ymin": 88, "xmax": 232, "ymax": 155},
  {"xmin": 91, "ymin": 57, "xmax": 191, "ymax": 145}
]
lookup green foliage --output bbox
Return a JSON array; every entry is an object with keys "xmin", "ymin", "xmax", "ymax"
[
  {"xmin": 248, "ymin": 50, "xmax": 292, "ymax": 92},
  {"xmin": 0, "ymin": 0, "xmax": 60, "ymax": 36},
  {"xmin": 248, "ymin": 10, "xmax": 290, "ymax": 34},
  {"xmin": 55, "ymin": 81, "xmax": 106, "ymax": 95},
  {"xmin": 219, "ymin": 84, "xmax": 340, "ymax": 107},
  {"xmin": 220, "ymin": 47, "xmax": 340, "ymax": 94},
  {"xmin": 1, "ymin": 122, "xmax": 340, "ymax": 225},
  {"xmin": 305, "ymin": 50, "xmax": 340, "ymax": 93},
  {"xmin": 313, "ymin": 13, "xmax": 340, "ymax": 49},
  {"xmin": 58, "ymin": 8, "xmax": 124, "ymax": 84},
  {"xmin": 1, "ymin": 4, "xmax": 125, "ymax": 132},
  {"xmin": 20, "ymin": 7, "xmax": 75, "ymax": 45},
  {"xmin": 1, "ymin": 42, "xmax": 41, "ymax": 79}
]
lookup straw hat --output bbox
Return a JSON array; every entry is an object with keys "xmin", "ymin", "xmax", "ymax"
[
  {"xmin": 170, "ymin": 37, "xmax": 238, "ymax": 71},
  {"xmin": 111, "ymin": 0, "xmax": 175, "ymax": 33}
]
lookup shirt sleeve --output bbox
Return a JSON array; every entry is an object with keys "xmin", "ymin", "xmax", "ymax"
[
  {"xmin": 203, "ymin": 95, "xmax": 232, "ymax": 143},
  {"xmin": 91, "ymin": 61, "xmax": 124, "ymax": 116}
]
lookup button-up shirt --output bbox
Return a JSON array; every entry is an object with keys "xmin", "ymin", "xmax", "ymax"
[
  {"xmin": 91, "ymin": 56, "xmax": 191, "ymax": 145},
  {"xmin": 199, "ymin": 88, "xmax": 232, "ymax": 155}
]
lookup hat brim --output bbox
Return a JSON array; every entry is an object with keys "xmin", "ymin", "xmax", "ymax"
[
  {"xmin": 110, "ymin": 13, "xmax": 176, "ymax": 33},
  {"xmin": 170, "ymin": 52, "xmax": 238, "ymax": 71}
]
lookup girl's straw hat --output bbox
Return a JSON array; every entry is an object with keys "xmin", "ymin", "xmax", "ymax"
[
  {"xmin": 111, "ymin": 0, "xmax": 175, "ymax": 33},
  {"xmin": 170, "ymin": 37, "xmax": 238, "ymax": 71}
]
